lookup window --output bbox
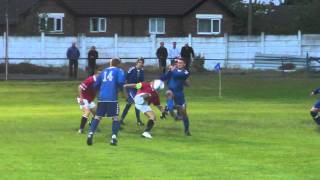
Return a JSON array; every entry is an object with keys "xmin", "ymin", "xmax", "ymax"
[
  {"xmin": 149, "ymin": 18, "xmax": 165, "ymax": 34},
  {"xmin": 196, "ymin": 14, "xmax": 222, "ymax": 35},
  {"xmin": 90, "ymin": 17, "xmax": 107, "ymax": 32},
  {"xmin": 39, "ymin": 13, "xmax": 64, "ymax": 33}
]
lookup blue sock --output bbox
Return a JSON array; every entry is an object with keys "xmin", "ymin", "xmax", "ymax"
[
  {"xmin": 182, "ymin": 116, "xmax": 190, "ymax": 132},
  {"xmin": 112, "ymin": 120, "xmax": 120, "ymax": 136},
  {"xmin": 89, "ymin": 119, "xmax": 100, "ymax": 134},
  {"xmin": 121, "ymin": 103, "xmax": 131, "ymax": 121},
  {"xmin": 135, "ymin": 108, "xmax": 141, "ymax": 122},
  {"xmin": 167, "ymin": 99, "xmax": 174, "ymax": 111}
]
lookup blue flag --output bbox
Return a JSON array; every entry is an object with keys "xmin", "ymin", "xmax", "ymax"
[{"xmin": 214, "ymin": 63, "xmax": 221, "ymax": 72}]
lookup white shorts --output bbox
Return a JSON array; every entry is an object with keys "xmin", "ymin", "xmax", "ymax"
[
  {"xmin": 77, "ymin": 98, "xmax": 96, "ymax": 110},
  {"xmin": 135, "ymin": 103, "xmax": 152, "ymax": 113},
  {"xmin": 134, "ymin": 94, "xmax": 152, "ymax": 113}
]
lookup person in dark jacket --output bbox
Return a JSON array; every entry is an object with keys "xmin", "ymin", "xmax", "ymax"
[
  {"xmin": 87, "ymin": 46, "xmax": 99, "ymax": 76},
  {"xmin": 120, "ymin": 57, "xmax": 145, "ymax": 127},
  {"xmin": 156, "ymin": 42, "xmax": 168, "ymax": 74},
  {"xmin": 180, "ymin": 43, "xmax": 195, "ymax": 71},
  {"xmin": 66, "ymin": 42, "xmax": 80, "ymax": 79}
]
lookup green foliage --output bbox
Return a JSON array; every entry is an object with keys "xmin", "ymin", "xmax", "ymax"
[
  {"xmin": 0, "ymin": 74, "xmax": 320, "ymax": 178},
  {"xmin": 192, "ymin": 55, "xmax": 206, "ymax": 72}
]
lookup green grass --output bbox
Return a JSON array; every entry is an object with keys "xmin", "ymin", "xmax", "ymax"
[{"xmin": 0, "ymin": 73, "xmax": 320, "ymax": 179}]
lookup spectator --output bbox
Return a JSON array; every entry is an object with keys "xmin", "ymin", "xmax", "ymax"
[
  {"xmin": 180, "ymin": 43, "xmax": 195, "ymax": 71},
  {"xmin": 87, "ymin": 46, "xmax": 99, "ymax": 76},
  {"xmin": 66, "ymin": 42, "xmax": 80, "ymax": 79},
  {"xmin": 168, "ymin": 42, "xmax": 180, "ymax": 65},
  {"xmin": 156, "ymin": 42, "xmax": 168, "ymax": 74}
]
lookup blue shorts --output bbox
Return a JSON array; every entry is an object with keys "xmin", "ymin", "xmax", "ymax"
[
  {"xmin": 314, "ymin": 100, "xmax": 320, "ymax": 108},
  {"xmin": 96, "ymin": 102, "xmax": 119, "ymax": 117},
  {"xmin": 126, "ymin": 89, "xmax": 137, "ymax": 104},
  {"xmin": 173, "ymin": 92, "xmax": 186, "ymax": 107}
]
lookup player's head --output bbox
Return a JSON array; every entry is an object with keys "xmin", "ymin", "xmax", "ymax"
[
  {"xmin": 172, "ymin": 42, "xmax": 176, "ymax": 47},
  {"xmin": 176, "ymin": 58, "xmax": 186, "ymax": 69},
  {"xmin": 109, "ymin": 58, "xmax": 121, "ymax": 67},
  {"xmin": 91, "ymin": 46, "xmax": 96, "ymax": 50},
  {"xmin": 151, "ymin": 79, "xmax": 164, "ymax": 91},
  {"xmin": 136, "ymin": 57, "xmax": 144, "ymax": 69}
]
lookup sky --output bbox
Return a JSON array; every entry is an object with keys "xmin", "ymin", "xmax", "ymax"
[{"xmin": 242, "ymin": 0, "xmax": 284, "ymax": 5}]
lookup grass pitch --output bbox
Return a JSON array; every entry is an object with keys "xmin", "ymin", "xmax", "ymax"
[{"xmin": 0, "ymin": 73, "xmax": 319, "ymax": 179}]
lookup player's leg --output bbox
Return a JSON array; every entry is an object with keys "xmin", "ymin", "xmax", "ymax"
[
  {"xmin": 87, "ymin": 102, "xmax": 106, "ymax": 145},
  {"xmin": 120, "ymin": 90, "xmax": 135, "ymax": 125},
  {"xmin": 107, "ymin": 102, "xmax": 120, "ymax": 146},
  {"xmin": 163, "ymin": 90, "xmax": 175, "ymax": 119},
  {"xmin": 142, "ymin": 111, "xmax": 156, "ymax": 139},
  {"xmin": 79, "ymin": 108, "xmax": 90, "ymax": 134},
  {"xmin": 175, "ymin": 94, "xmax": 191, "ymax": 136},
  {"xmin": 310, "ymin": 101, "xmax": 320, "ymax": 125},
  {"xmin": 178, "ymin": 105, "xmax": 191, "ymax": 136},
  {"xmin": 120, "ymin": 103, "xmax": 131, "ymax": 125},
  {"xmin": 135, "ymin": 107, "xmax": 144, "ymax": 126},
  {"xmin": 135, "ymin": 103, "xmax": 154, "ymax": 138}
]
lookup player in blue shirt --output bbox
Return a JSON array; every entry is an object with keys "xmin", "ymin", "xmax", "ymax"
[
  {"xmin": 310, "ymin": 87, "xmax": 320, "ymax": 125},
  {"xmin": 161, "ymin": 58, "xmax": 191, "ymax": 136},
  {"xmin": 120, "ymin": 58, "xmax": 145, "ymax": 126},
  {"xmin": 87, "ymin": 58, "xmax": 126, "ymax": 146}
]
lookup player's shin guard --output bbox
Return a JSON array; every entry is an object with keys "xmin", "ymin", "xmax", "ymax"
[
  {"xmin": 182, "ymin": 116, "xmax": 190, "ymax": 133},
  {"xmin": 112, "ymin": 120, "xmax": 120, "ymax": 136},
  {"xmin": 310, "ymin": 111, "xmax": 320, "ymax": 125},
  {"xmin": 166, "ymin": 99, "xmax": 174, "ymax": 112},
  {"xmin": 144, "ymin": 120, "xmax": 154, "ymax": 132},
  {"xmin": 121, "ymin": 103, "xmax": 132, "ymax": 121},
  {"xmin": 80, "ymin": 116, "xmax": 88, "ymax": 130},
  {"xmin": 135, "ymin": 108, "xmax": 141, "ymax": 122},
  {"xmin": 89, "ymin": 118, "xmax": 100, "ymax": 134}
]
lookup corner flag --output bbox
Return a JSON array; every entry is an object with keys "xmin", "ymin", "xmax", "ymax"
[
  {"xmin": 214, "ymin": 63, "xmax": 222, "ymax": 98},
  {"xmin": 214, "ymin": 63, "xmax": 221, "ymax": 72}
]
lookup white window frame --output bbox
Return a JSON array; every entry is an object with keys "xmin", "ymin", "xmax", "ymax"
[
  {"xmin": 196, "ymin": 14, "xmax": 222, "ymax": 35},
  {"xmin": 38, "ymin": 13, "xmax": 64, "ymax": 33},
  {"xmin": 149, "ymin": 18, "xmax": 165, "ymax": 34},
  {"xmin": 90, "ymin": 17, "xmax": 107, "ymax": 32}
]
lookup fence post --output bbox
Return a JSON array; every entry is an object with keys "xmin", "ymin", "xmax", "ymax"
[
  {"xmin": 2, "ymin": 32, "xmax": 5, "ymax": 59},
  {"xmin": 150, "ymin": 34, "xmax": 156, "ymax": 63},
  {"xmin": 41, "ymin": 32, "xmax": 45, "ymax": 58},
  {"xmin": 298, "ymin": 30, "xmax": 302, "ymax": 56},
  {"xmin": 224, "ymin": 33, "xmax": 229, "ymax": 68},
  {"xmin": 260, "ymin": 32, "xmax": 265, "ymax": 54},
  {"xmin": 188, "ymin": 33, "xmax": 192, "ymax": 47},
  {"xmin": 114, "ymin": 33, "xmax": 118, "ymax": 57}
]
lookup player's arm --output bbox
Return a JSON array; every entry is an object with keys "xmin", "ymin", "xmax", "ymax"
[
  {"xmin": 78, "ymin": 85, "xmax": 85, "ymax": 105},
  {"xmin": 124, "ymin": 83, "xmax": 137, "ymax": 89}
]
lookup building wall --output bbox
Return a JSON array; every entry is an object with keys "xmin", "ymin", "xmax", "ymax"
[
  {"xmin": 182, "ymin": 0, "xmax": 234, "ymax": 37},
  {"xmin": 8, "ymin": 0, "xmax": 75, "ymax": 36}
]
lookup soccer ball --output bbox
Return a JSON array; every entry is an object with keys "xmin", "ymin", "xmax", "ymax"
[{"xmin": 153, "ymin": 79, "xmax": 164, "ymax": 91}]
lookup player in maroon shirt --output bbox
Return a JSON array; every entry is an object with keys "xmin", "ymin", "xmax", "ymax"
[
  {"xmin": 77, "ymin": 70, "xmax": 101, "ymax": 133},
  {"xmin": 124, "ymin": 79, "xmax": 165, "ymax": 138}
]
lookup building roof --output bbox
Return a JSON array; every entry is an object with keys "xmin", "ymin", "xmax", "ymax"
[
  {"xmin": 0, "ymin": 0, "xmax": 235, "ymax": 25},
  {"xmin": 0, "ymin": 0, "xmax": 39, "ymax": 25}
]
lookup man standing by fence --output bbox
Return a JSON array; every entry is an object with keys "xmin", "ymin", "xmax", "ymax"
[
  {"xmin": 156, "ymin": 42, "xmax": 168, "ymax": 74},
  {"xmin": 67, "ymin": 42, "xmax": 80, "ymax": 79},
  {"xmin": 180, "ymin": 43, "xmax": 195, "ymax": 71},
  {"xmin": 169, "ymin": 42, "xmax": 180, "ymax": 65},
  {"xmin": 87, "ymin": 46, "xmax": 99, "ymax": 76}
]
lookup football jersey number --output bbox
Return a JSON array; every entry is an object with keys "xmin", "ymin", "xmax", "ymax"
[{"xmin": 103, "ymin": 71, "xmax": 114, "ymax": 82}]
